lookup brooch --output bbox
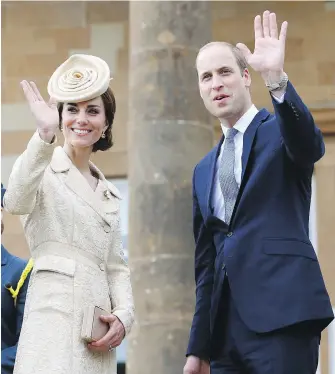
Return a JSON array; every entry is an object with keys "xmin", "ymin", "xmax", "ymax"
[{"xmin": 104, "ymin": 190, "xmax": 111, "ymax": 200}]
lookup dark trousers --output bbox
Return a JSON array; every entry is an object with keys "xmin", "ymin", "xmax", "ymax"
[{"xmin": 210, "ymin": 280, "xmax": 320, "ymax": 374}]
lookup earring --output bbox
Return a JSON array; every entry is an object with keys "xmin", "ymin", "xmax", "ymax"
[{"xmin": 101, "ymin": 131, "xmax": 106, "ymax": 139}]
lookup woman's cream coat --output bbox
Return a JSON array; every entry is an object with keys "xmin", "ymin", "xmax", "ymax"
[{"xmin": 4, "ymin": 131, "xmax": 135, "ymax": 374}]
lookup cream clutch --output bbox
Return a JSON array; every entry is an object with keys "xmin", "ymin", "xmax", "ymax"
[{"xmin": 81, "ymin": 306, "xmax": 110, "ymax": 343}]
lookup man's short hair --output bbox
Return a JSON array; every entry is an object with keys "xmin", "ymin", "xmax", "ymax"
[{"xmin": 196, "ymin": 41, "xmax": 248, "ymax": 75}]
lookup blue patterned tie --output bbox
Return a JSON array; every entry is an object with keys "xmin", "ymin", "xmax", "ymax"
[{"xmin": 219, "ymin": 128, "xmax": 239, "ymax": 224}]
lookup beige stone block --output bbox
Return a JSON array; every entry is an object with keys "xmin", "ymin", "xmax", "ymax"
[
  {"xmin": 2, "ymin": 2, "xmax": 86, "ymax": 30},
  {"xmin": 288, "ymin": 85, "xmax": 334, "ymax": 106},
  {"xmin": 3, "ymin": 51, "xmax": 69, "ymax": 79},
  {"xmin": 325, "ymin": 0, "xmax": 335, "ymax": 11},
  {"xmin": 285, "ymin": 37, "xmax": 304, "ymax": 62},
  {"xmin": 285, "ymin": 61, "xmax": 318, "ymax": 86},
  {"xmin": 2, "ymin": 27, "xmax": 56, "ymax": 55},
  {"xmin": 86, "ymin": 1, "xmax": 129, "ymax": 23},
  {"xmin": 1, "ymin": 76, "xmax": 50, "ymax": 104},
  {"xmin": 211, "ymin": 1, "xmax": 237, "ymax": 21},
  {"xmin": 1, "ymin": 131, "xmax": 35, "ymax": 157},
  {"xmin": 69, "ymin": 23, "xmax": 125, "ymax": 76},
  {"xmin": 2, "ymin": 103, "xmax": 37, "ymax": 132},
  {"xmin": 317, "ymin": 61, "xmax": 335, "ymax": 85},
  {"xmin": 41, "ymin": 27, "xmax": 91, "ymax": 50},
  {"xmin": 213, "ymin": 18, "xmax": 254, "ymax": 44}
]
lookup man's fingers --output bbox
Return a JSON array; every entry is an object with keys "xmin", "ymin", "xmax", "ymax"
[
  {"xmin": 279, "ymin": 21, "xmax": 288, "ymax": 45},
  {"xmin": 262, "ymin": 10, "xmax": 270, "ymax": 37},
  {"xmin": 254, "ymin": 15, "xmax": 263, "ymax": 39},
  {"xmin": 269, "ymin": 12, "xmax": 278, "ymax": 39}
]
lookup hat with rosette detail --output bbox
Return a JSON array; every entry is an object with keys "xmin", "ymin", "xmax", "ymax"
[{"xmin": 47, "ymin": 54, "xmax": 111, "ymax": 103}]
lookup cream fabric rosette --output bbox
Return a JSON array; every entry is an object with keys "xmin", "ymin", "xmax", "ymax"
[{"xmin": 47, "ymin": 54, "xmax": 111, "ymax": 103}]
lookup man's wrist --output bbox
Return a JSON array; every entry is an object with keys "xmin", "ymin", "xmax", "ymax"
[{"xmin": 262, "ymin": 70, "xmax": 288, "ymax": 93}]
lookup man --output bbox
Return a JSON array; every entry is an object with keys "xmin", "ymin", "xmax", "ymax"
[
  {"xmin": 184, "ymin": 11, "xmax": 334, "ymax": 374},
  {"xmin": 1, "ymin": 184, "xmax": 32, "ymax": 374}
]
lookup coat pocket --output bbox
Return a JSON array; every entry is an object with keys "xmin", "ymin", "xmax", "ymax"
[
  {"xmin": 29, "ymin": 255, "xmax": 76, "ymax": 315},
  {"xmin": 33, "ymin": 255, "xmax": 76, "ymax": 277},
  {"xmin": 262, "ymin": 238, "xmax": 317, "ymax": 261}
]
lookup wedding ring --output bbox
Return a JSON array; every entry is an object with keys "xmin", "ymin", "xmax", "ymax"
[{"xmin": 108, "ymin": 345, "xmax": 114, "ymax": 352}]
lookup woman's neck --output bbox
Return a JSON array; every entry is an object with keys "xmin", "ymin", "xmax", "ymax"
[{"xmin": 63, "ymin": 143, "xmax": 92, "ymax": 173}]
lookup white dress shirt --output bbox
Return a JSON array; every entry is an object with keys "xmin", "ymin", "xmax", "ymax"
[{"xmin": 211, "ymin": 94, "xmax": 285, "ymax": 221}]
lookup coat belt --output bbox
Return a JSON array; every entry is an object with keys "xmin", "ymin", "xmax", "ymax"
[{"xmin": 33, "ymin": 241, "xmax": 105, "ymax": 270}]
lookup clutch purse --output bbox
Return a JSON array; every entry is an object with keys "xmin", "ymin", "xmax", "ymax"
[{"xmin": 81, "ymin": 306, "xmax": 110, "ymax": 343}]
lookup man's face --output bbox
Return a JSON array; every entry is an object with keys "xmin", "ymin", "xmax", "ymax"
[{"xmin": 196, "ymin": 44, "xmax": 251, "ymax": 123}]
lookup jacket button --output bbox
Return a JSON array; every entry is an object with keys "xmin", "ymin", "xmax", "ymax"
[
  {"xmin": 104, "ymin": 225, "xmax": 111, "ymax": 233},
  {"xmin": 99, "ymin": 263, "xmax": 105, "ymax": 271},
  {"xmin": 227, "ymin": 232, "xmax": 233, "ymax": 237}
]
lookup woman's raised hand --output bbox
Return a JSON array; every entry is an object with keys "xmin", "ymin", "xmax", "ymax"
[{"xmin": 20, "ymin": 80, "xmax": 59, "ymax": 143}]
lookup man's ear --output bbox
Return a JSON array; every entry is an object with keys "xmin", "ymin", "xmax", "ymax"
[{"xmin": 243, "ymin": 68, "xmax": 251, "ymax": 88}]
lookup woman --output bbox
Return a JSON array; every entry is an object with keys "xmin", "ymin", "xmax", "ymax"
[{"xmin": 3, "ymin": 54, "xmax": 135, "ymax": 374}]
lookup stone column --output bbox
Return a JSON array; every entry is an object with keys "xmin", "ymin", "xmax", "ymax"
[{"xmin": 127, "ymin": 2, "xmax": 212, "ymax": 373}]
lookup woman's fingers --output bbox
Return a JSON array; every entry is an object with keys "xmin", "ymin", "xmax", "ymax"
[
  {"xmin": 30, "ymin": 81, "xmax": 44, "ymax": 102},
  {"xmin": 20, "ymin": 80, "xmax": 37, "ymax": 104}
]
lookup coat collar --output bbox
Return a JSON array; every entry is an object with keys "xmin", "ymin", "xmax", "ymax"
[{"xmin": 50, "ymin": 147, "xmax": 122, "ymax": 225}]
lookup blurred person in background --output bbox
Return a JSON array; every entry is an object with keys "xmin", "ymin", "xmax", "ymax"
[
  {"xmin": 3, "ymin": 54, "xmax": 134, "ymax": 374},
  {"xmin": 1, "ymin": 183, "xmax": 32, "ymax": 374}
]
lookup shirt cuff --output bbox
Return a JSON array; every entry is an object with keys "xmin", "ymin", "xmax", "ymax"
[{"xmin": 271, "ymin": 92, "xmax": 285, "ymax": 104}]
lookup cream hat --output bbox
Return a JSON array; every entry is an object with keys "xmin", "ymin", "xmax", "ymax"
[{"xmin": 47, "ymin": 54, "xmax": 111, "ymax": 103}]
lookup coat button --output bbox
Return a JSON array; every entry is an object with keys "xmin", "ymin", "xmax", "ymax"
[
  {"xmin": 104, "ymin": 225, "xmax": 111, "ymax": 233},
  {"xmin": 227, "ymin": 232, "xmax": 233, "ymax": 237}
]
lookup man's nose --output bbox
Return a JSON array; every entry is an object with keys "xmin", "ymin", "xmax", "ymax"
[{"xmin": 212, "ymin": 75, "xmax": 223, "ymax": 91}]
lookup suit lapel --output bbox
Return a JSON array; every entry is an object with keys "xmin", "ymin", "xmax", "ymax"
[
  {"xmin": 230, "ymin": 109, "xmax": 271, "ymax": 225},
  {"xmin": 50, "ymin": 147, "xmax": 118, "ymax": 227},
  {"xmin": 240, "ymin": 108, "xmax": 271, "ymax": 184}
]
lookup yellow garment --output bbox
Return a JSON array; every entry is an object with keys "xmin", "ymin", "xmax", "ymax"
[{"xmin": 6, "ymin": 258, "xmax": 33, "ymax": 306}]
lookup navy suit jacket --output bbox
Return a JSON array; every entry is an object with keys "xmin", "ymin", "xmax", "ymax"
[
  {"xmin": 1, "ymin": 245, "xmax": 30, "ymax": 374},
  {"xmin": 186, "ymin": 82, "xmax": 334, "ymax": 360}
]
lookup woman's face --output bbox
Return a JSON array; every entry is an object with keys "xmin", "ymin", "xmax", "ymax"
[{"xmin": 61, "ymin": 96, "xmax": 108, "ymax": 149}]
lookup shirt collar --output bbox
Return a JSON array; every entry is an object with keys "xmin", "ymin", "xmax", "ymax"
[{"xmin": 220, "ymin": 104, "xmax": 259, "ymax": 136}]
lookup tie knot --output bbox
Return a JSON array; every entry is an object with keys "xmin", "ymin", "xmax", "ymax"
[{"xmin": 226, "ymin": 127, "xmax": 238, "ymax": 140}]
